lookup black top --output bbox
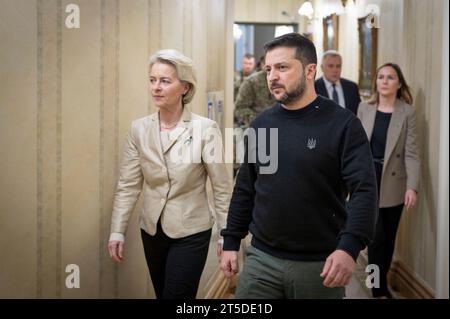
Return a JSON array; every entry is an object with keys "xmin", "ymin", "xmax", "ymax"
[
  {"xmin": 370, "ymin": 110, "xmax": 392, "ymax": 160},
  {"xmin": 221, "ymin": 95, "xmax": 378, "ymax": 261}
]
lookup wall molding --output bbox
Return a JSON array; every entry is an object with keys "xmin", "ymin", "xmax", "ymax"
[
  {"xmin": 357, "ymin": 250, "xmax": 435, "ymax": 299},
  {"xmin": 203, "ymin": 270, "xmax": 236, "ymax": 299},
  {"xmin": 389, "ymin": 260, "xmax": 435, "ymax": 299}
]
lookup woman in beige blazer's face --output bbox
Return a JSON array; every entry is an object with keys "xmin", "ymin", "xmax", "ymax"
[
  {"xmin": 149, "ymin": 62, "xmax": 188, "ymax": 111},
  {"xmin": 376, "ymin": 66, "xmax": 402, "ymax": 98}
]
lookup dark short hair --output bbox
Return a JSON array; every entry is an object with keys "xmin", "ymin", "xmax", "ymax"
[
  {"xmin": 243, "ymin": 53, "xmax": 255, "ymax": 60},
  {"xmin": 263, "ymin": 33, "xmax": 317, "ymax": 68}
]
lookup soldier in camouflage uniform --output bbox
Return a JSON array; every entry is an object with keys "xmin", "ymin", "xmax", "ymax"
[
  {"xmin": 234, "ymin": 69, "xmax": 275, "ymax": 129},
  {"xmin": 233, "ymin": 69, "xmax": 275, "ymax": 176},
  {"xmin": 234, "ymin": 53, "xmax": 256, "ymax": 101}
]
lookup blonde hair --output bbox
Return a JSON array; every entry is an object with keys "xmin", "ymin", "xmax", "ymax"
[{"xmin": 149, "ymin": 49, "xmax": 197, "ymax": 105}]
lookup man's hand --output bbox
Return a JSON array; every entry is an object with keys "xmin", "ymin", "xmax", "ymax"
[
  {"xmin": 320, "ymin": 250, "xmax": 355, "ymax": 287},
  {"xmin": 108, "ymin": 240, "xmax": 124, "ymax": 263},
  {"xmin": 219, "ymin": 251, "xmax": 239, "ymax": 278}
]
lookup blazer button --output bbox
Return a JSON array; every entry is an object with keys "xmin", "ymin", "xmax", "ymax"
[
  {"xmin": 396, "ymin": 154, "xmax": 400, "ymax": 158},
  {"xmin": 392, "ymin": 172, "xmax": 396, "ymax": 176},
  {"xmin": 160, "ymin": 198, "xmax": 165, "ymax": 204}
]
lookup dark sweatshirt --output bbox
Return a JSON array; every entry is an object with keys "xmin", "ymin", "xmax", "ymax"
[{"xmin": 221, "ymin": 95, "xmax": 377, "ymax": 261}]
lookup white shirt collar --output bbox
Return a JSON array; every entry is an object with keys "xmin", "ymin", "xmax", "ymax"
[{"xmin": 323, "ymin": 77, "xmax": 342, "ymax": 90}]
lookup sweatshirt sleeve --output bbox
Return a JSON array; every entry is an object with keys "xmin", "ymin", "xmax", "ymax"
[
  {"xmin": 337, "ymin": 117, "xmax": 378, "ymax": 261},
  {"xmin": 220, "ymin": 133, "xmax": 257, "ymax": 251}
]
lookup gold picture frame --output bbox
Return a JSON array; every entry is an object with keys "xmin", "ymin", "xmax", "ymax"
[
  {"xmin": 323, "ymin": 14, "xmax": 339, "ymax": 51},
  {"xmin": 358, "ymin": 16, "xmax": 378, "ymax": 98}
]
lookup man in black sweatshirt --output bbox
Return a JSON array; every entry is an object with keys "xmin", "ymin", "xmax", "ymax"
[{"xmin": 220, "ymin": 33, "xmax": 377, "ymax": 299}]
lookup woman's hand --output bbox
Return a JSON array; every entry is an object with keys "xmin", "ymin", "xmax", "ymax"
[
  {"xmin": 108, "ymin": 240, "xmax": 124, "ymax": 263},
  {"xmin": 404, "ymin": 189, "xmax": 417, "ymax": 210}
]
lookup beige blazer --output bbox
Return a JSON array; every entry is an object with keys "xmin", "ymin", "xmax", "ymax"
[
  {"xmin": 357, "ymin": 99, "xmax": 420, "ymax": 207},
  {"xmin": 110, "ymin": 107, "xmax": 232, "ymax": 238}
]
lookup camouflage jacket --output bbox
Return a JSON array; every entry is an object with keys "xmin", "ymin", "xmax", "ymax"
[
  {"xmin": 234, "ymin": 70, "xmax": 275, "ymax": 129},
  {"xmin": 234, "ymin": 70, "xmax": 255, "ymax": 101}
]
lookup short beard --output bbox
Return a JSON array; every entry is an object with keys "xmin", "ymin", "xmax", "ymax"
[{"xmin": 275, "ymin": 73, "xmax": 307, "ymax": 105}]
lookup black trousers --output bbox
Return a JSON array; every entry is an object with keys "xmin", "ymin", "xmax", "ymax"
[
  {"xmin": 141, "ymin": 223, "xmax": 211, "ymax": 299},
  {"xmin": 369, "ymin": 161, "xmax": 404, "ymax": 298}
]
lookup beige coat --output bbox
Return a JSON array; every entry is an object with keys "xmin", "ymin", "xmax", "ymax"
[
  {"xmin": 110, "ymin": 107, "xmax": 232, "ymax": 238},
  {"xmin": 358, "ymin": 99, "xmax": 420, "ymax": 208}
]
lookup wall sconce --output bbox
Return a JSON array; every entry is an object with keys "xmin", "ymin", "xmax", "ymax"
[
  {"xmin": 298, "ymin": 1, "xmax": 314, "ymax": 20},
  {"xmin": 324, "ymin": 0, "xmax": 355, "ymax": 16},
  {"xmin": 341, "ymin": 0, "xmax": 354, "ymax": 7},
  {"xmin": 298, "ymin": 0, "xmax": 354, "ymax": 20}
]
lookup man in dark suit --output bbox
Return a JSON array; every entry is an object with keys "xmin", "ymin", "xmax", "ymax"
[{"xmin": 315, "ymin": 50, "xmax": 361, "ymax": 114}]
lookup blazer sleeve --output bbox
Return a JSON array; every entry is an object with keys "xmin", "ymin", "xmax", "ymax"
[
  {"xmin": 110, "ymin": 123, "xmax": 144, "ymax": 235},
  {"xmin": 405, "ymin": 107, "xmax": 421, "ymax": 191},
  {"xmin": 201, "ymin": 122, "xmax": 232, "ymax": 236}
]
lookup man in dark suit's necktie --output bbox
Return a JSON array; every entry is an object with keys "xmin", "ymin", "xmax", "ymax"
[{"xmin": 332, "ymin": 83, "xmax": 339, "ymax": 104}]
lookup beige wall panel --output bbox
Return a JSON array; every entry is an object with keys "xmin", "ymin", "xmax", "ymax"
[
  {"xmin": 376, "ymin": 0, "xmax": 405, "ymax": 65},
  {"xmin": 436, "ymin": 0, "xmax": 449, "ymax": 298},
  {"xmin": 337, "ymin": 0, "xmax": 359, "ymax": 82},
  {"xmin": 418, "ymin": 0, "xmax": 440, "ymax": 289},
  {"xmin": 248, "ymin": 0, "xmax": 270, "ymax": 23},
  {"xmin": 99, "ymin": 0, "xmax": 121, "ymax": 298},
  {"xmin": 234, "ymin": 0, "xmax": 248, "ymax": 21},
  {"xmin": 191, "ymin": 0, "xmax": 208, "ymax": 116},
  {"xmin": 40, "ymin": 0, "xmax": 59, "ymax": 298},
  {"xmin": 235, "ymin": 0, "xmax": 298, "ymax": 24},
  {"xmin": 182, "ymin": 0, "xmax": 193, "ymax": 59},
  {"xmin": 394, "ymin": 0, "xmax": 444, "ymax": 292},
  {"xmin": 0, "ymin": 0, "xmax": 37, "ymax": 298},
  {"xmin": 148, "ymin": 0, "xmax": 161, "ymax": 114},
  {"xmin": 224, "ymin": 0, "xmax": 235, "ymax": 136},
  {"xmin": 148, "ymin": 0, "xmax": 161, "ymax": 62},
  {"xmin": 207, "ymin": 0, "xmax": 223, "ymax": 92},
  {"xmin": 160, "ymin": 0, "xmax": 184, "ymax": 51},
  {"xmin": 60, "ymin": 0, "xmax": 101, "ymax": 298},
  {"xmin": 0, "ymin": 0, "xmax": 235, "ymax": 298},
  {"xmin": 117, "ymin": 0, "xmax": 152, "ymax": 299},
  {"xmin": 275, "ymin": 0, "xmax": 299, "ymax": 24}
]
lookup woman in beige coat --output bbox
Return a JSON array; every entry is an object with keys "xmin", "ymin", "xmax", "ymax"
[
  {"xmin": 107, "ymin": 49, "xmax": 231, "ymax": 299},
  {"xmin": 358, "ymin": 63, "xmax": 420, "ymax": 298}
]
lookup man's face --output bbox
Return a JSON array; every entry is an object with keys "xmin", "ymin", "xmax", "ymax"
[
  {"xmin": 321, "ymin": 55, "xmax": 342, "ymax": 83},
  {"xmin": 242, "ymin": 57, "xmax": 256, "ymax": 76},
  {"xmin": 265, "ymin": 47, "xmax": 307, "ymax": 105}
]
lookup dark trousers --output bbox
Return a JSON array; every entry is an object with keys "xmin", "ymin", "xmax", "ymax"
[
  {"xmin": 369, "ymin": 161, "xmax": 404, "ymax": 298},
  {"xmin": 140, "ymin": 223, "xmax": 211, "ymax": 299}
]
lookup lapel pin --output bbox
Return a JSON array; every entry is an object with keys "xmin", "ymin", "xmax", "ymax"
[{"xmin": 184, "ymin": 136, "xmax": 193, "ymax": 145}]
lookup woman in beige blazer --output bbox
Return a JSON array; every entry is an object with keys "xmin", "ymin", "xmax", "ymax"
[
  {"xmin": 107, "ymin": 49, "xmax": 231, "ymax": 299},
  {"xmin": 357, "ymin": 63, "xmax": 420, "ymax": 298}
]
